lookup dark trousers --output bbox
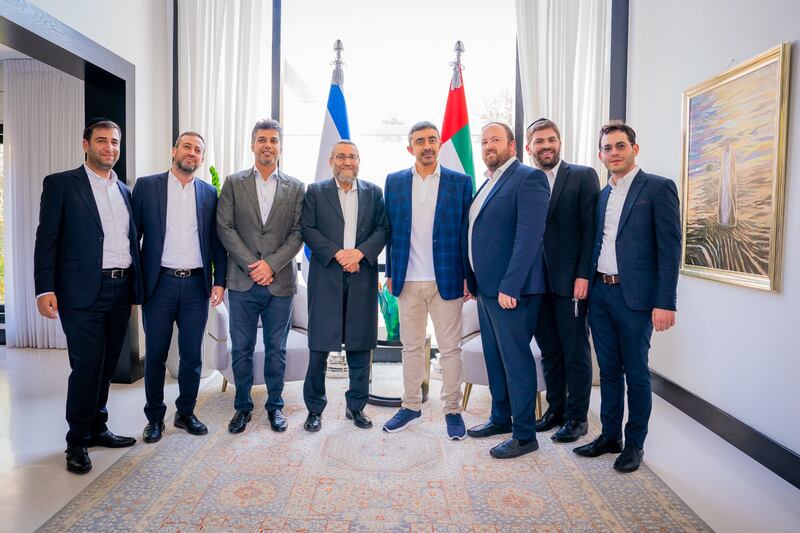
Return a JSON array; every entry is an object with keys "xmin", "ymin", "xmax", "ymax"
[
  {"xmin": 228, "ymin": 283, "xmax": 293, "ymax": 413},
  {"xmin": 303, "ymin": 350, "xmax": 370, "ymax": 414},
  {"xmin": 142, "ymin": 271, "xmax": 209, "ymax": 422},
  {"xmin": 588, "ymin": 281, "xmax": 654, "ymax": 449},
  {"xmin": 534, "ymin": 292, "xmax": 592, "ymax": 421},
  {"xmin": 59, "ymin": 275, "xmax": 132, "ymax": 447},
  {"xmin": 477, "ymin": 291, "xmax": 542, "ymax": 441}
]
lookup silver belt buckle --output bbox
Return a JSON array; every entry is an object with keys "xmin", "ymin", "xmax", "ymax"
[
  {"xmin": 175, "ymin": 269, "xmax": 191, "ymax": 278},
  {"xmin": 110, "ymin": 268, "xmax": 125, "ymax": 279}
]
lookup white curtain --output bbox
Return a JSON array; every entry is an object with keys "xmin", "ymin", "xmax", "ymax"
[
  {"xmin": 516, "ymin": 0, "xmax": 611, "ymax": 173},
  {"xmin": 3, "ymin": 59, "xmax": 84, "ymax": 348},
  {"xmin": 178, "ymin": 0, "xmax": 272, "ymax": 183}
]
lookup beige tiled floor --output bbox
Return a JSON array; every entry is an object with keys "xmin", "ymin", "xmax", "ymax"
[{"xmin": 0, "ymin": 346, "xmax": 798, "ymax": 532}]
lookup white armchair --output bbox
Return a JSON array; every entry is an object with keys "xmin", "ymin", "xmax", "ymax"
[
  {"xmin": 460, "ymin": 299, "xmax": 545, "ymax": 416},
  {"xmin": 205, "ymin": 279, "xmax": 311, "ymax": 392}
]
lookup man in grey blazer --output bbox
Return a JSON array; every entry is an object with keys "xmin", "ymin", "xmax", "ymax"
[{"xmin": 216, "ymin": 119, "xmax": 305, "ymax": 434}]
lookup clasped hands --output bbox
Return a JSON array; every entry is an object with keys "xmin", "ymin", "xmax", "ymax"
[
  {"xmin": 335, "ymin": 248, "xmax": 364, "ymax": 273},
  {"xmin": 248, "ymin": 259, "xmax": 274, "ymax": 286}
]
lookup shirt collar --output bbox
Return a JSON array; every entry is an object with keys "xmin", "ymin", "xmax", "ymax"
[
  {"xmin": 168, "ymin": 170, "xmax": 195, "ymax": 187},
  {"xmin": 484, "ymin": 155, "xmax": 517, "ymax": 181},
  {"xmin": 254, "ymin": 166, "xmax": 278, "ymax": 183},
  {"xmin": 610, "ymin": 165, "xmax": 639, "ymax": 192},
  {"xmin": 412, "ymin": 163, "xmax": 441, "ymax": 180},
  {"xmin": 335, "ymin": 177, "xmax": 358, "ymax": 192},
  {"xmin": 84, "ymin": 163, "xmax": 118, "ymax": 185}
]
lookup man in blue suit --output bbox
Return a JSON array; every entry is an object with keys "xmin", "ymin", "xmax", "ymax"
[
  {"xmin": 382, "ymin": 121, "xmax": 473, "ymax": 439},
  {"xmin": 34, "ymin": 119, "xmax": 143, "ymax": 474},
  {"xmin": 463, "ymin": 122, "xmax": 550, "ymax": 459},
  {"xmin": 573, "ymin": 121, "xmax": 680, "ymax": 473},
  {"xmin": 131, "ymin": 132, "xmax": 227, "ymax": 443}
]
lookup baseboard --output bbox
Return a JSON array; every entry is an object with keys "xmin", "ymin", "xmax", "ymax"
[{"xmin": 650, "ymin": 370, "xmax": 800, "ymax": 490}]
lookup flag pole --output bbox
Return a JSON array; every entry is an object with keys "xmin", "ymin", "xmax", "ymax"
[{"xmin": 451, "ymin": 40, "xmax": 464, "ymax": 88}]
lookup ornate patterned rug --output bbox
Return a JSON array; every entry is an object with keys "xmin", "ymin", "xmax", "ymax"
[{"xmin": 40, "ymin": 377, "xmax": 710, "ymax": 532}]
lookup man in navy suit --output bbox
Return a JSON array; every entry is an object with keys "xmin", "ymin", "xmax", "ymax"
[
  {"xmin": 382, "ymin": 121, "xmax": 473, "ymax": 439},
  {"xmin": 463, "ymin": 122, "xmax": 550, "ymax": 459},
  {"xmin": 34, "ymin": 119, "xmax": 143, "ymax": 474},
  {"xmin": 131, "ymin": 132, "xmax": 227, "ymax": 443},
  {"xmin": 573, "ymin": 121, "xmax": 680, "ymax": 473},
  {"xmin": 526, "ymin": 119, "xmax": 600, "ymax": 443}
]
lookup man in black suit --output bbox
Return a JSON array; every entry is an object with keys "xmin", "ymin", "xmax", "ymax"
[
  {"xmin": 526, "ymin": 119, "xmax": 600, "ymax": 443},
  {"xmin": 34, "ymin": 119, "xmax": 142, "ymax": 474},
  {"xmin": 131, "ymin": 131, "xmax": 227, "ymax": 443}
]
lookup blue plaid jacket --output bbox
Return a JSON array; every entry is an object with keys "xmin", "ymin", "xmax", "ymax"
[{"xmin": 384, "ymin": 166, "xmax": 473, "ymax": 300}]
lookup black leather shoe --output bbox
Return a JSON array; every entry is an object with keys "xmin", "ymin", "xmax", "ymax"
[
  {"xmin": 304, "ymin": 412, "xmax": 322, "ymax": 432},
  {"xmin": 143, "ymin": 421, "xmax": 165, "ymax": 443},
  {"xmin": 174, "ymin": 413, "xmax": 208, "ymax": 435},
  {"xmin": 89, "ymin": 430, "xmax": 136, "ymax": 448},
  {"xmin": 345, "ymin": 408, "xmax": 373, "ymax": 429},
  {"xmin": 489, "ymin": 438, "xmax": 540, "ymax": 459},
  {"xmin": 228, "ymin": 410, "xmax": 252, "ymax": 434},
  {"xmin": 551, "ymin": 419, "xmax": 589, "ymax": 443},
  {"xmin": 65, "ymin": 446, "xmax": 92, "ymax": 474},
  {"xmin": 614, "ymin": 446, "xmax": 644, "ymax": 473},
  {"xmin": 573, "ymin": 435, "xmax": 623, "ymax": 457},
  {"xmin": 467, "ymin": 420, "xmax": 513, "ymax": 438},
  {"xmin": 268, "ymin": 409, "xmax": 288, "ymax": 432},
  {"xmin": 535, "ymin": 411, "xmax": 564, "ymax": 432}
]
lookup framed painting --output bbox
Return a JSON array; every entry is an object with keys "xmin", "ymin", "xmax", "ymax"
[{"xmin": 680, "ymin": 43, "xmax": 791, "ymax": 291}]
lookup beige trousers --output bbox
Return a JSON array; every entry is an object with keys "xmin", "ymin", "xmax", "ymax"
[{"xmin": 398, "ymin": 281, "xmax": 463, "ymax": 413}]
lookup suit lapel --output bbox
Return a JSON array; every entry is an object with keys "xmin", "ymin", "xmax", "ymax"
[
  {"xmin": 356, "ymin": 179, "xmax": 369, "ymax": 230},
  {"xmin": 432, "ymin": 169, "xmax": 450, "ymax": 235},
  {"xmin": 479, "ymin": 159, "xmax": 519, "ymax": 216},
  {"xmin": 401, "ymin": 169, "xmax": 413, "ymax": 224},
  {"xmin": 616, "ymin": 170, "xmax": 646, "ymax": 237},
  {"xmin": 116, "ymin": 180, "xmax": 137, "ymax": 247},
  {"xmin": 547, "ymin": 162, "xmax": 569, "ymax": 221},
  {"xmin": 243, "ymin": 169, "xmax": 262, "ymax": 225},
  {"xmin": 194, "ymin": 179, "xmax": 206, "ymax": 257},
  {"xmin": 321, "ymin": 178, "xmax": 345, "ymax": 222},
  {"xmin": 73, "ymin": 166, "xmax": 102, "ymax": 230},
  {"xmin": 264, "ymin": 171, "xmax": 288, "ymax": 228},
  {"xmin": 157, "ymin": 173, "xmax": 168, "ymax": 237},
  {"xmin": 596, "ymin": 185, "xmax": 611, "ymax": 242}
]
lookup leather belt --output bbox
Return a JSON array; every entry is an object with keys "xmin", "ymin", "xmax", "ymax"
[
  {"xmin": 597, "ymin": 272, "xmax": 620, "ymax": 285},
  {"xmin": 161, "ymin": 267, "xmax": 204, "ymax": 278},
  {"xmin": 101, "ymin": 268, "xmax": 130, "ymax": 279}
]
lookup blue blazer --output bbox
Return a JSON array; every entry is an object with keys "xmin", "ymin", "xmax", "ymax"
[
  {"xmin": 131, "ymin": 172, "xmax": 227, "ymax": 301},
  {"xmin": 462, "ymin": 159, "xmax": 550, "ymax": 299},
  {"xmin": 34, "ymin": 165, "xmax": 143, "ymax": 307},
  {"xmin": 384, "ymin": 165, "xmax": 473, "ymax": 300},
  {"xmin": 589, "ymin": 169, "xmax": 681, "ymax": 311}
]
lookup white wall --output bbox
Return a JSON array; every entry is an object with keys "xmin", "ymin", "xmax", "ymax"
[
  {"xmin": 628, "ymin": 0, "xmax": 800, "ymax": 453},
  {"xmin": 27, "ymin": 0, "xmax": 172, "ymax": 176}
]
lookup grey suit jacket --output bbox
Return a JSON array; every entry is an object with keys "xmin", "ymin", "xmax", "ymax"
[{"xmin": 216, "ymin": 167, "xmax": 305, "ymax": 296}]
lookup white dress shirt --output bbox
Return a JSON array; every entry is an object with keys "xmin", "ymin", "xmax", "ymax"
[
  {"xmin": 336, "ymin": 179, "xmax": 358, "ymax": 250},
  {"xmin": 468, "ymin": 156, "xmax": 517, "ymax": 270},
  {"xmin": 597, "ymin": 166, "xmax": 640, "ymax": 275},
  {"xmin": 84, "ymin": 163, "xmax": 132, "ymax": 269},
  {"xmin": 406, "ymin": 164, "xmax": 440, "ymax": 281},
  {"xmin": 540, "ymin": 159, "xmax": 562, "ymax": 195},
  {"xmin": 255, "ymin": 167, "xmax": 278, "ymax": 225},
  {"xmin": 161, "ymin": 171, "xmax": 203, "ymax": 269}
]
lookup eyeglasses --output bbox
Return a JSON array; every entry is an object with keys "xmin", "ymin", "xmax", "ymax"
[
  {"xmin": 334, "ymin": 154, "xmax": 360, "ymax": 161},
  {"xmin": 600, "ymin": 142, "xmax": 632, "ymax": 154}
]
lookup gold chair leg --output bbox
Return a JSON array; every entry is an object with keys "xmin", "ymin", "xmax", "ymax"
[
  {"xmin": 536, "ymin": 391, "xmax": 542, "ymax": 419},
  {"xmin": 462, "ymin": 383, "xmax": 473, "ymax": 411},
  {"xmin": 221, "ymin": 377, "xmax": 228, "ymax": 392}
]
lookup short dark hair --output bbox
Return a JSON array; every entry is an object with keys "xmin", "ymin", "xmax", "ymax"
[
  {"xmin": 598, "ymin": 120, "xmax": 636, "ymax": 149},
  {"xmin": 251, "ymin": 118, "xmax": 283, "ymax": 144},
  {"xmin": 174, "ymin": 131, "xmax": 206, "ymax": 152},
  {"xmin": 482, "ymin": 121, "xmax": 514, "ymax": 142},
  {"xmin": 407, "ymin": 121, "xmax": 440, "ymax": 144},
  {"xmin": 330, "ymin": 139, "xmax": 358, "ymax": 157},
  {"xmin": 525, "ymin": 118, "xmax": 561, "ymax": 144},
  {"xmin": 83, "ymin": 118, "xmax": 121, "ymax": 142}
]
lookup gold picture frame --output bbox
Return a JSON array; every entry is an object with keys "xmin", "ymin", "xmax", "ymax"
[{"xmin": 680, "ymin": 43, "xmax": 791, "ymax": 291}]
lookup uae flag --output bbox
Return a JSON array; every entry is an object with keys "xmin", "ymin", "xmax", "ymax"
[{"xmin": 440, "ymin": 64, "xmax": 476, "ymax": 190}]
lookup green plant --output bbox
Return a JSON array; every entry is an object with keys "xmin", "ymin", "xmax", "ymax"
[{"xmin": 210, "ymin": 165, "xmax": 221, "ymax": 195}]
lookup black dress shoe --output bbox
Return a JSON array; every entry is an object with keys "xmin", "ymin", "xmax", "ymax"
[
  {"xmin": 89, "ymin": 430, "xmax": 136, "ymax": 448},
  {"xmin": 551, "ymin": 419, "xmax": 589, "ymax": 443},
  {"xmin": 65, "ymin": 446, "xmax": 92, "ymax": 474},
  {"xmin": 467, "ymin": 420, "xmax": 513, "ymax": 438},
  {"xmin": 143, "ymin": 421, "xmax": 165, "ymax": 443},
  {"xmin": 174, "ymin": 413, "xmax": 208, "ymax": 435},
  {"xmin": 573, "ymin": 434, "xmax": 623, "ymax": 457},
  {"xmin": 489, "ymin": 438, "xmax": 540, "ymax": 459},
  {"xmin": 228, "ymin": 410, "xmax": 252, "ymax": 434},
  {"xmin": 614, "ymin": 446, "xmax": 644, "ymax": 473},
  {"xmin": 535, "ymin": 411, "xmax": 564, "ymax": 432},
  {"xmin": 345, "ymin": 408, "xmax": 373, "ymax": 429},
  {"xmin": 304, "ymin": 412, "xmax": 322, "ymax": 432},
  {"xmin": 268, "ymin": 409, "xmax": 288, "ymax": 432}
]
